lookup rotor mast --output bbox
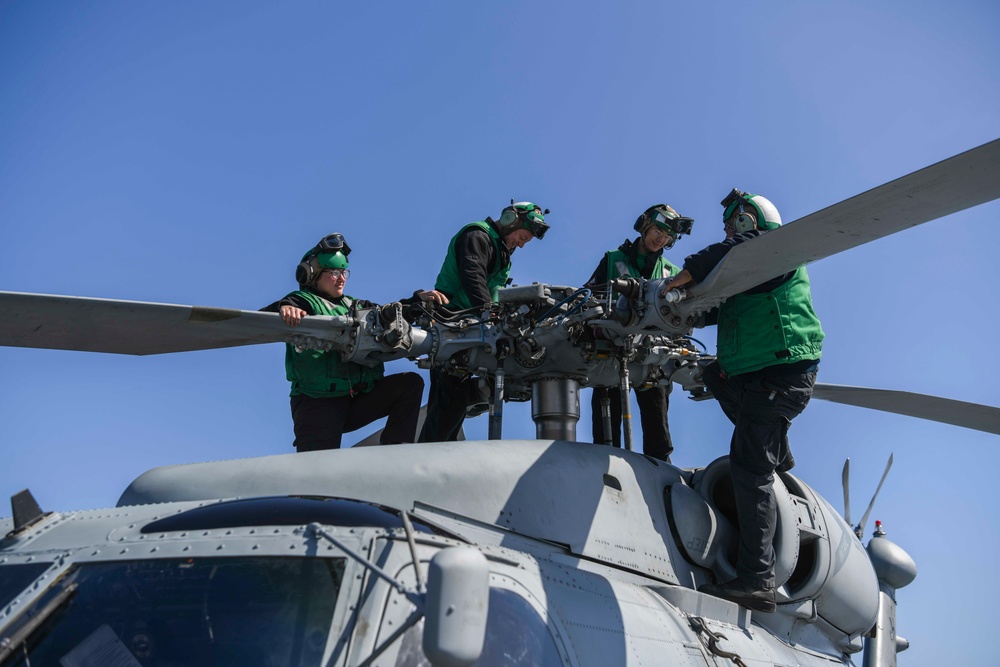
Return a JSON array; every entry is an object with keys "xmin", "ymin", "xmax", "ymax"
[{"xmin": 530, "ymin": 377, "xmax": 582, "ymax": 440}]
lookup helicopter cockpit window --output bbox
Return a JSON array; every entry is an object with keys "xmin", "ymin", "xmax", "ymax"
[
  {"xmin": 394, "ymin": 588, "xmax": 562, "ymax": 667},
  {"xmin": 0, "ymin": 562, "xmax": 52, "ymax": 609},
  {"xmin": 140, "ymin": 496, "xmax": 446, "ymax": 536},
  {"xmin": 0, "ymin": 556, "xmax": 344, "ymax": 667}
]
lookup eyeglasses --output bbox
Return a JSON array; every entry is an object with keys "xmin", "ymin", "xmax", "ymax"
[
  {"xmin": 323, "ymin": 268, "xmax": 350, "ymax": 279},
  {"xmin": 647, "ymin": 226, "xmax": 676, "ymax": 240},
  {"xmin": 646, "ymin": 225, "xmax": 678, "ymax": 248}
]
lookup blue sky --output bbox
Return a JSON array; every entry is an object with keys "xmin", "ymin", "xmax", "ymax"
[{"xmin": 1, "ymin": 1, "xmax": 998, "ymax": 663}]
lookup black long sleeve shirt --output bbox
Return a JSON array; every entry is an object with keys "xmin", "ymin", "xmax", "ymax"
[
  {"xmin": 683, "ymin": 230, "xmax": 793, "ymax": 295},
  {"xmin": 450, "ymin": 220, "xmax": 511, "ymax": 309}
]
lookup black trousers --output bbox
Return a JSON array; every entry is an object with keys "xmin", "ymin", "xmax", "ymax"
[
  {"xmin": 700, "ymin": 360, "xmax": 817, "ymax": 589},
  {"xmin": 290, "ymin": 372, "xmax": 424, "ymax": 452},
  {"xmin": 418, "ymin": 368, "xmax": 470, "ymax": 443},
  {"xmin": 590, "ymin": 385, "xmax": 673, "ymax": 461}
]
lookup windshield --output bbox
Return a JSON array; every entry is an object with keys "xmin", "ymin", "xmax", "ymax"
[
  {"xmin": 0, "ymin": 563, "xmax": 51, "ymax": 610},
  {"xmin": 1, "ymin": 556, "xmax": 344, "ymax": 667}
]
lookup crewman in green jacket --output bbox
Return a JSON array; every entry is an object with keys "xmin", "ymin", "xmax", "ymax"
[
  {"xmin": 265, "ymin": 233, "xmax": 447, "ymax": 451},
  {"xmin": 419, "ymin": 202, "xmax": 550, "ymax": 442},
  {"xmin": 585, "ymin": 204, "xmax": 693, "ymax": 462},
  {"xmin": 661, "ymin": 189, "xmax": 824, "ymax": 613}
]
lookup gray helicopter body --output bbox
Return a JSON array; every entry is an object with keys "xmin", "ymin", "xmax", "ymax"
[{"xmin": 3, "ymin": 440, "xmax": 879, "ymax": 666}]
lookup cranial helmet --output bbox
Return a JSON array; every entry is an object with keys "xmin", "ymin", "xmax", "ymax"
[
  {"xmin": 295, "ymin": 233, "xmax": 352, "ymax": 286},
  {"xmin": 633, "ymin": 204, "xmax": 694, "ymax": 246},
  {"xmin": 721, "ymin": 189, "xmax": 782, "ymax": 232},
  {"xmin": 316, "ymin": 251, "xmax": 349, "ymax": 270},
  {"xmin": 498, "ymin": 201, "xmax": 550, "ymax": 239}
]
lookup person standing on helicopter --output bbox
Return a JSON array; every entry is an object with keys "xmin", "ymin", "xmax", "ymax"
[
  {"xmin": 585, "ymin": 204, "xmax": 693, "ymax": 462},
  {"xmin": 419, "ymin": 202, "xmax": 550, "ymax": 442},
  {"xmin": 661, "ymin": 189, "xmax": 824, "ymax": 613},
  {"xmin": 265, "ymin": 233, "xmax": 447, "ymax": 452}
]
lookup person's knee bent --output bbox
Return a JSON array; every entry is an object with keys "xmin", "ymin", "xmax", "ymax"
[
  {"xmin": 400, "ymin": 372, "xmax": 424, "ymax": 394},
  {"xmin": 385, "ymin": 372, "xmax": 424, "ymax": 403}
]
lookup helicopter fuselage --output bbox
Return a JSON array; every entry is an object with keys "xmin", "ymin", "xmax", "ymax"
[{"xmin": 2, "ymin": 441, "xmax": 879, "ymax": 666}]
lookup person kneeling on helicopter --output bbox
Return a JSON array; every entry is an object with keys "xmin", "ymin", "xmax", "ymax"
[
  {"xmin": 585, "ymin": 203, "xmax": 693, "ymax": 462},
  {"xmin": 264, "ymin": 233, "xmax": 448, "ymax": 452},
  {"xmin": 661, "ymin": 189, "xmax": 824, "ymax": 613}
]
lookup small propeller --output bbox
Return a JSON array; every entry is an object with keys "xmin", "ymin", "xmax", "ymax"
[
  {"xmin": 841, "ymin": 453, "xmax": 894, "ymax": 539},
  {"xmin": 842, "ymin": 458, "xmax": 852, "ymax": 527},
  {"xmin": 854, "ymin": 453, "xmax": 894, "ymax": 539}
]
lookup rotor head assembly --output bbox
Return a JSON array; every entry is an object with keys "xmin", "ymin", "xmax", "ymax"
[
  {"xmin": 296, "ymin": 233, "xmax": 352, "ymax": 286},
  {"xmin": 721, "ymin": 188, "xmax": 782, "ymax": 232}
]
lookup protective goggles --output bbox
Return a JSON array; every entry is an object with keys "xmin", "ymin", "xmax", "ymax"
[
  {"xmin": 511, "ymin": 203, "xmax": 551, "ymax": 239},
  {"xmin": 522, "ymin": 211, "xmax": 550, "ymax": 239},
  {"xmin": 315, "ymin": 233, "xmax": 352, "ymax": 256},
  {"xmin": 650, "ymin": 209, "xmax": 693, "ymax": 237},
  {"xmin": 720, "ymin": 188, "xmax": 753, "ymax": 222}
]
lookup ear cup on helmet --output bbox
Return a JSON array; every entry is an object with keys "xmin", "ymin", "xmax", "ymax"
[
  {"xmin": 499, "ymin": 207, "xmax": 518, "ymax": 227},
  {"xmin": 295, "ymin": 256, "xmax": 322, "ymax": 286},
  {"xmin": 733, "ymin": 211, "xmax": 757, "ymax": 233}
]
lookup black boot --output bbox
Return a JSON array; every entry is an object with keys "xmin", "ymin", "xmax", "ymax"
[{"xmin": 698, "ymin": 579, "xmax": 776, "ymax": 613}]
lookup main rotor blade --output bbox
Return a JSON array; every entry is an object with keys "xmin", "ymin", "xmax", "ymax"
[
  {"xmin": 813, "ymin": 382, "xmax": 1000, "ymax": 435},
  {"xmin": 680, "ymin": 139, "xmax": 1000, "ymax": 314},
  {"xmin": 0, "ymin": 291, "xmax": 346, "ymax": 355}
]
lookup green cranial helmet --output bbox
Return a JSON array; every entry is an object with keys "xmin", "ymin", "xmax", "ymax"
[
  {"xmin": 317, "ymin": 251, "xmax": 349, "ymax": 270},
  {"xmin": 721, "ymin": 189, "xmax": 782, "ymax": 232},
  {"xmin": 633, "ymin": 204, "xmax": 694, "ymax": 246},
  {"xmin": 499, "ymin": 201, "xmax": 550, "ymax": 239}
]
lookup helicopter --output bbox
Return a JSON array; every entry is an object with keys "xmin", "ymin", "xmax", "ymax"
[{"xmin": 1, "ymin": 139, "xmax": 998, "ymax": 667}]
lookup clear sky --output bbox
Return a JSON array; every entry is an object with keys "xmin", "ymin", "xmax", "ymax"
[{"xmin": 1, "ymin": 1, "xmax": 998, "ymax": 664}]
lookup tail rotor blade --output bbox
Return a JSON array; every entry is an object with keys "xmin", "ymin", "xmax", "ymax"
[
  {"xmin": 856, "ymin": 453, "xmax": 894, "ymax": 538},
  {"xmin": 842, "ymin": 458, "xmax": 852, "ymax": 527}
]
